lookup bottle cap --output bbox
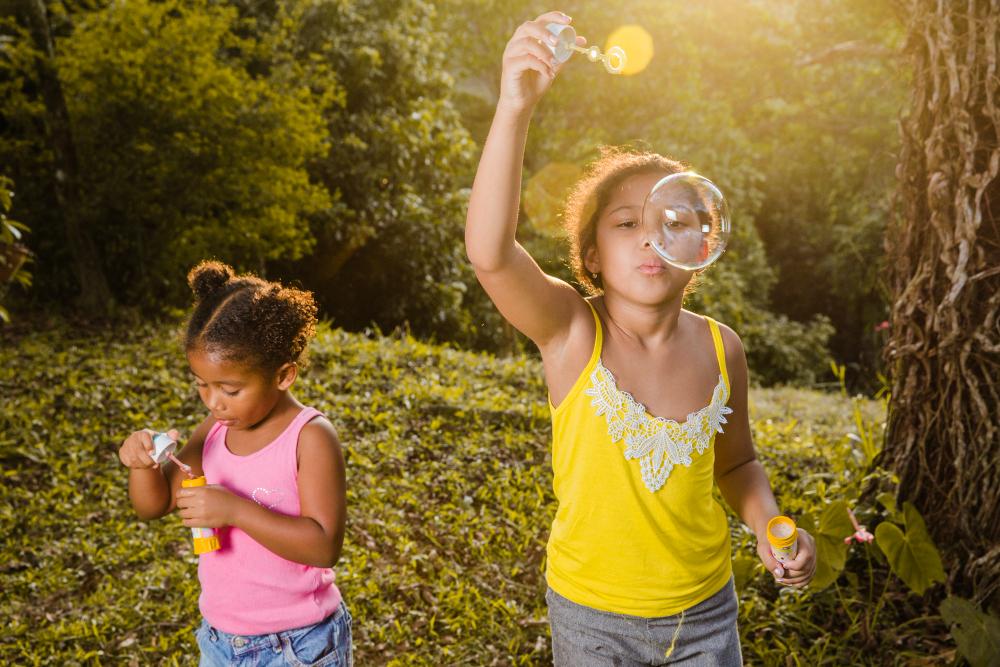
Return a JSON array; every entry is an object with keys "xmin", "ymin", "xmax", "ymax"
[
  {"xmin": 181, "ymin": 475, "xmax": 208, "ymax": 488},
  {"xmin": 767, "ymin": 515, "xmax": 798, "ymax": 549},
  {"xmin": 151, "ymin": 432, "xmax": 177, "ymax": 464}
]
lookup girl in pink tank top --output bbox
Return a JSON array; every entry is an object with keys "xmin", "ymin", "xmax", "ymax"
[{"xmin": 118, "ymin": 261, "xmax": 351, "ymax": 666}]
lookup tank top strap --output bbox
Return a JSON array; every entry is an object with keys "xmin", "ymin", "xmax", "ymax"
[
  {"xmin": 703, "ymin": 316, "xmax": 730, "ymax": 395},
  {"xmin": 584, "ymin": 299, "xmax": 603, "ymax": 367},
  {"xmin": 287, "ymin": 406, "xmax": 323, "ymax": 436}
]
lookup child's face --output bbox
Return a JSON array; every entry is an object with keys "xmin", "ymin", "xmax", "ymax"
[
  {"xmin": 587, "ymin": 172, "xmax": 693, "ymax": 303},
  {"xmin": 187, "ymin": 346, "xmax": 291, "ymax": 431}
]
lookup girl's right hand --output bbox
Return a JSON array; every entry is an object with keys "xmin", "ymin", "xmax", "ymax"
[
  {"xmin": 118, "ymin": 428, "xmax": 176, "ymax": 470},
  {"xmin": 498, "ymin": 11, "xmax": 583, "ymax": 116}
]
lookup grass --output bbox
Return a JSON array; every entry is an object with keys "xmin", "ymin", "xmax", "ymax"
[{"xmin": 0, "ymin": 320, "xmax": 953, "ymax": 665}]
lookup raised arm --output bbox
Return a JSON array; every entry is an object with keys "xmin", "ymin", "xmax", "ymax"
[{"xmin": 465, "ymin": 11, "xmax": 589, "ymax": 349}]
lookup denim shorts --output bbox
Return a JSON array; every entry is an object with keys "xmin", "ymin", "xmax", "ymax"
[
  {"xmin": 196, "ymin": 602, "xmax": 353, "ymax": 667},
  {"xmin": 546, "ymin": 578, "xmax": 742, "ymax": 666}
]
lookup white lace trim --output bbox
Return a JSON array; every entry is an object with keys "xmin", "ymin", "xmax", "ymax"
[{"xmin": 584, "ymin": 361, "xmax": 732, "ymax": 493}]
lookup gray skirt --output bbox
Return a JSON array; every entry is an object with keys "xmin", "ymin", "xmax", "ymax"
[{"xmin": 546, "ymin": 578, "xmax": 742, "ymax": 666}]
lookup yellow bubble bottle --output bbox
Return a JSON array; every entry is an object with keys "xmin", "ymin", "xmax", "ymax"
[
  {"xmin": 766, "ymin": 515, "xmax": 798, "ymax": 563},
  {"xmin": 181, "ymin": 476, "xmax": 221, "ymax": 554}
]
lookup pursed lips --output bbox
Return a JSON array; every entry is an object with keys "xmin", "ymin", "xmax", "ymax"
[{"xmin": 638, "ymin": 262, "xmax": 667, "ymax": 275}]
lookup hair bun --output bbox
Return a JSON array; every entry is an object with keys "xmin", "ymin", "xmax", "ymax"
[{"xmin": 188, "ymin": 260, "xmax": 235, "ymax": 300}]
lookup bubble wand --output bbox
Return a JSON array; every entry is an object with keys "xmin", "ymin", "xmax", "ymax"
[
  {"xmin": 150, "ymin": 431, "xmax": 193, "ymax": 477},
  {"xmin": 546, "ymin": 23, "xmax": 627, "ymax": 74}
]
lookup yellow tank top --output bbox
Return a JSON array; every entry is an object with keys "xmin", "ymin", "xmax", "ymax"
[{"xmin": 546, "ymin": 303, "xmax": 734, "ymax": 617}]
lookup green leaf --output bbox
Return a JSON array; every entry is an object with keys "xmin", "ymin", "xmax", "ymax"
[
  {"xmin": 803, "ymin": 500, "xmax": 854, "ymax": 590},
  {"xmin": 876, "ymin": 491, "xmax": 902, "ymax": 523},
  {"xmin": 940, "ymin": 596, "xmax": 1000, "ymax": 667},
  {"xmin": 875, "ymin": 502, "xmax": 945, "ymax": 594}
]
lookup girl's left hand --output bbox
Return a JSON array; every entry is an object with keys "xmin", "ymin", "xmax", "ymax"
[
  {"xmin": 176, "ymin": 484, "xmax": 240, "ymax": 528},
  {"xmin": 756, "ymin": 528, "xmax": 816, "ymax": 588}
]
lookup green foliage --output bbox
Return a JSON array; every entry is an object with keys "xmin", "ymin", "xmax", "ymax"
[
  {"xmin": 0, "ymin": 175, "xmax": 32, "ymax": 322},
  {"xmin": 53, "ymin": 0, "xmax": 330, "ymax": 303},
  {"xmin": 0, "ymin": 16, "xmax": 46, "ymax": 190},
  {"xmin": 753, "ymin": 0, "xmax": 905, "ymax": 379},
  {"xmin": 2, "ymin": 0, "xmax": 904, "ymax": 380},
  {"xmin": 799, "ymin": 500, "xmax": 853, "ymax": 590},
  {"xmin": 2, "ymin": 0, "xmax": 492, "ymax": 346},
  {"xmin": 874, "ymin": 502, "xmax": 946, "ymax": 596},
  {"xmin": 1, "ymin": 322, "xmax": 954, "ymax": 664},
  {"xmin": 252, "ymin": 0, "xmax": 483, "ymax": 345},
  {"xmin": 0, "ymin": 176, "xmax": 29, "ymax": 256},
  {"xmin": 439, "ymin": 0, "xmax": 903, "ymax": 382},
  {"xmin": 830, "ymin": 362, "xmax": 887, "ymax": 463},
  {"xmin": 940, "ymin": 596, "xmax": 1000, "ymax": 667}
]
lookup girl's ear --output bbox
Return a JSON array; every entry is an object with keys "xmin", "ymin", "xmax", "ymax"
[
  {"xmin": 584, "ymin": 245, "xmax": 600, "ymax": 275},
  {"xmin": 275, "ymin": 362, "xmax": 297, "ymax": 390}
]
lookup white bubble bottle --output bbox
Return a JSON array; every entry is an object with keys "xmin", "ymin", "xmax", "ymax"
[{"xmin": 180, "ymin": 476, "xmax": 221, "ymax": 555}]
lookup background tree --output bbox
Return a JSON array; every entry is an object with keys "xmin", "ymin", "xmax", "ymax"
[
  {"xmin": 883, "ymin": 0, "xmax": 1000, "ymax": 611},
  {"xmin": 57, "ymin": 0, "xmax": 330, "ymax": 305},
  {"xmin": 14, "ymin": 0, "xmax": 112, "ymax": 313},
  {"xmin": 264, "ymin": 0, "xmax": 485, "ymax": 344},
  {"xmin": 1, "ymin": 0, "xmax": 330, "ymax": 307}
]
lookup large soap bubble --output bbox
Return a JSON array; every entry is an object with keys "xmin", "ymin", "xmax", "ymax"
[{"xmin": 641, "ymin": 172, "xmax": 730, "ymax": 270}]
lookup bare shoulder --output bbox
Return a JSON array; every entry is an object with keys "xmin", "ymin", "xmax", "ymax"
[
  {"xmin": 300, "ymin": 415, "xmax": 340, "ymax": 445},
  {"xmin": 714, "ymin": 321, "xmax": 746, "ymax": 356},
  {"xmin": 297, "ymin": 416, "xmax": 343, "ymax": 463}
]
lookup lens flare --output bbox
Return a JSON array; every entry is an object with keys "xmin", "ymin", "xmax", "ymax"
[
  {"xmin": 523, "ymin": 162, "xmax": 583, "ymax": 234},
  {"xmin": 605, "ymin": 25, "xmax": 654, "ymax": 76}
]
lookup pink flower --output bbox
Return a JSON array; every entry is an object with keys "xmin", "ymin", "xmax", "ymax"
[{"xmin": 844, "ymin": 507, "xmax": 875, "ymax": 544}]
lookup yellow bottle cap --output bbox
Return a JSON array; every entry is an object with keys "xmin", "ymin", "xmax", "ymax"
[
  {"xmin": 193, "ymin": 535, "xmax": 221, "ymax": 554},
  {"xmin": 181, "ymin": 476, "xmax": 207, "ymax": 488},
  {"xmin": 767, "ymin": 515, "xmax": 798, "ymax": 549}
]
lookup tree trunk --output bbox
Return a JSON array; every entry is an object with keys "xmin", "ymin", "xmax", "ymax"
[
  {"xmin": 884, "ymin": 0, "xmax": 1000, "ymax": 611},
  {"xmin": 19, "ymin": 0, "xmax": 114, "ymax": 314}
]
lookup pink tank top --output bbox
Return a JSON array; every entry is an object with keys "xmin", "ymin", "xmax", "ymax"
[{"xmin": 198, "ymin": 406, "xmax": 342, "ymax": 634}]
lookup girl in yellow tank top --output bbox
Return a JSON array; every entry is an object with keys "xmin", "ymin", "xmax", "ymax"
[{"xmin": 465, "ymin": 10, "xmax": 817, "ymax": 664}]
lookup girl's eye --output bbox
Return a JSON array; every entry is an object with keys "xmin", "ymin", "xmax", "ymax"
[
  {"xmin": 222, "ymin": 389, "xmax": 239, "ymax": 397},
  {"xmin": 617, "ymin": 219, "xmax": 637, "ymax": 228}
]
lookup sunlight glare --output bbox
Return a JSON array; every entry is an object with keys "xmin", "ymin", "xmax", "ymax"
[{"xmin": 605, "ymin": 25, "xmax": 654, "ymax": 76}]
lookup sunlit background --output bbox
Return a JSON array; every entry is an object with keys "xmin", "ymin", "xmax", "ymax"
[{"xmin": 2, "ymin": 1, "xmax": 981, "ymax": 665}]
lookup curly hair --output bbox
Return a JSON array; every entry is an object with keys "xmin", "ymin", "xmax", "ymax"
[
  {"xmin": 184, "ymin": 261, "xmax": 318, "ymax": 374},
  {"xmin": 563, "ymin": 147, "xmax": 686, "ymax": 294}
]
